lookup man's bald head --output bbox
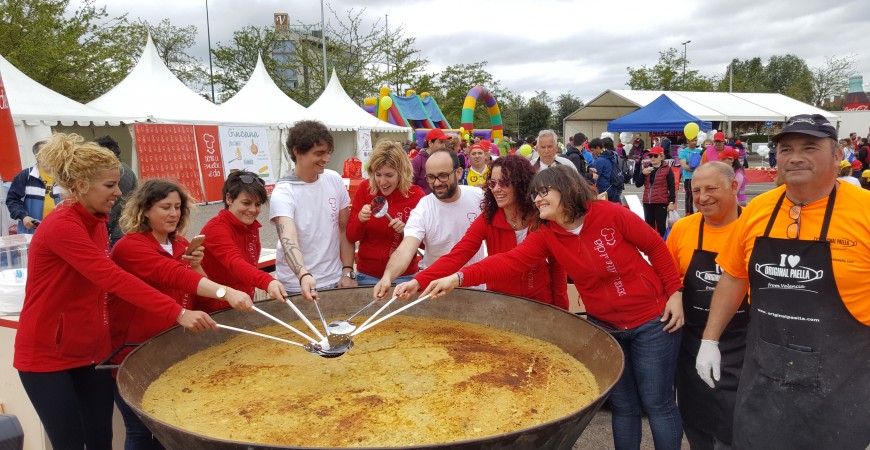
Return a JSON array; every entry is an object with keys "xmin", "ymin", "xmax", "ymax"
[{"xmin": 692, "ymin": 162, "xmax": 739, "ymax": 226}]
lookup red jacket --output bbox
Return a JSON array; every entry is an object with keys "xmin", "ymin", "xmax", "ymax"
[
  {"xmin": 460, "ymin": 200, "xmax": 683, "ymax": 329},
  {"xmin": 414, "ymin": 211, "xmax": 569, "ymax": 308},
  {"xmin": 108, "ymin": 232, "xmax": 203, "ymax": 365},
  {"xmin": 14, "ymin": 202, "xmax": 184, "ymax": 372},
  {"xmin": 346, "ymin": 180, "xmax": 424, "ymax": 278},
  {"xmin": 638, "ymin": 165, "xmax": 675, "ymax": 205},
  {"xmin": 197, "ymin": 209, "xmax": 273, "ymax": 312}
]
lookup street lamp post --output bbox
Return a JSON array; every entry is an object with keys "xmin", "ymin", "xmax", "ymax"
[
  {"xmin": 320, "ymin": 0, "xmax": 327, "ymax": 89},
  {"xmin": 681, "ymin": 40, "xmax": 691, "ymax": 89},
  {"xmin": 205, "ymin": 0, "xmax": 216, "ymax": 102}
]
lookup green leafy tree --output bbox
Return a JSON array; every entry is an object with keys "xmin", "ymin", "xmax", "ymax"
[
  {"xmin": 552, "ymin": 92, "xmax": 583, "ymax": 131},
  {"xmin": 125, "ymin": 19, "xmax": 207, "ymax": 92},
  {"xmin": 383, "ymin": 33, "xmax": 429, "ymax": 93},
  {"xmin": 435, "ymin": 61, "xmax": 499, "ymax": 128},
  {"xmin": 520, "ymin": 91, "xmax": 553, "ymax": 138},
  {"xmin": 718, "ymin": 57, "xmax": 767, "ymax": 92},
  {"xmin": 765, "ymin": 54, "xmax": 813, "ymax": 103},
  {"xmin": 627, "ymin": 47, "xmax": 716, "ymax": 91},
  {"xmin": 210, "ymin": 25, "xmax": 296, "ymax": 103},
  {"xmin": 0, "ymin": 0, "xmax": 137, "ymax": 102}
]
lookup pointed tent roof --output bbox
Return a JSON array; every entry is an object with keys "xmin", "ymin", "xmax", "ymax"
[
  {"xmin": 306, "ymin": 71, "xmax": 410, "ymax": 133},
  {"xmin": 607, "ymin": 94, "xmax": 713, "ymax": 132},
  {"xmin": 219, "ymin": 54, "xmax": 307, "ymax": 125},
  {"xmin": 88, "ymin": 36, "xmax": 227, "ymax": 123},
  {"xmin": 0, "ymin": 53, "xmax": 133, "ymax": 125}
]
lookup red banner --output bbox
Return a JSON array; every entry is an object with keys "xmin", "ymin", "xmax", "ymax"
[
  {"xmin": 0, "ymin": 70, "xmax": 21, "ymax": 181},
  {"xmin": 193, "ymin": 125, "xmax": 225, "ymax": 203},
  {"xmin": 133, "ymin": 124, "xmax": 205, "ymax": 202}
]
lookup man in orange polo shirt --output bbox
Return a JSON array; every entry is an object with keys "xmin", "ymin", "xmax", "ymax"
[
  {"xmin": 666, "ymin": 161, "xmax": 748, "ymax": 449},
  {"xmin": 696, "ymin": 114, "xmax": 870, "ymax": 449}
]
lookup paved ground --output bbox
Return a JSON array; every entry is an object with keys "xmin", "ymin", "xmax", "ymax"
[{"xmin": 186, "ymin": 156, "xmax": 775, "ymax": 449}]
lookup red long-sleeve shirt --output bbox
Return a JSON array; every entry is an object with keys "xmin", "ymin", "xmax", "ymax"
[
  {"xmin": 197, "ymin": 209, "xmax": 273, "ymax": 312},
  {"xmin": 414, "ymin": 211, "xmax": 569, "ymax": 308},
  {"xmin": 108, "ymin": 232, "xmax": 203, "ymax": 365},
  {"xmin": 14, "ymin": 202, "xmax": 184, "ymax": 372},
  {"xmin": 460, "ymin": 200, "xmax": 683, "ymax": 329},
  {"xmin": 346, "ymin": 180, "xmax": 425, "ymax": 278}
]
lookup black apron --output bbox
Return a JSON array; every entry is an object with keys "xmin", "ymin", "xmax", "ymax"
[
  {"xmin": 676, "ymin": 211, "xmax": 749, "ymax": 443},
  {"xmin": 734, "ymin": 187, "xmax": 870, "ymax": 449}
]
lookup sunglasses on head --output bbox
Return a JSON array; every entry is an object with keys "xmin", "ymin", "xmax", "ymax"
[
  {"xmin": 486, "ymin": 179, "xmax": 511, "ymax": 189},
  {"xmin": 239, "ymin": 174, "xmax": 265, "ymax": 185}
]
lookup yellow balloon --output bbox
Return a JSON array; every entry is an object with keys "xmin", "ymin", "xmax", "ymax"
[
  {"xmin": 380, "ymin": 96, "xmax": 393, "ymax": 110},
  {"xmin": 519, "ymin": 144, "xmax": 533, "ymax": 157},
  {"xmin": 684, "ymin": 122, "xmax": 700, "ymax": 140},
  {"xmin": 458, "ymin": 126, "xmax": 466, "ymax": 134}
]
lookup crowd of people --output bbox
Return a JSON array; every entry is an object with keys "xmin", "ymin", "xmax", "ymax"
[{"xmin": 7, "ymin": 115, "xmax": 870, "ymax": 450}]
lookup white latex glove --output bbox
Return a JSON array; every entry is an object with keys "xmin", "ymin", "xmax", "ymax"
[{"xmin": 696, "ymin": 339, "xmax": 721, "ymax": 388}]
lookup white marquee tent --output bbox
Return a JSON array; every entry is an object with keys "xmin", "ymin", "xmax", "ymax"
[
  {"xmin": 219, "ymin": 54, "xmax": 307, "ymax": 126},
  {"xmin": 0, "ymin": 53, "xmax": 140, "ymax": 169},
  {"xmin": 564, "ymin": 89, "xmax": 840, "ymax": 140},
  {"xmin": 88, "ymin": 36, "xmax": 228, "ymax": 124}
]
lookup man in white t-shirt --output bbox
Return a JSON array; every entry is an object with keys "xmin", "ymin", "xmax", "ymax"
[
  {"xmin": 270, "ymin": 120, "xmax": 357, "ymax": 301},
  {"xmin": 373, "ymin": 150, "xmax": 485, "ymax": 299}
]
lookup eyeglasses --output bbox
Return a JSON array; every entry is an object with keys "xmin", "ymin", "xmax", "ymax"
[
  {"xmin": 425, "ymin": 172, "xmax": 454, "ymax": 183},
  {"xmin": 239, "ymin": 174, "xmax": 265, "ymax": 185},
  {"xmin": 486, "ymin": 179, "xmax": 511, "ymax": 190},
  {"xmin": 786, "ymin": 204, "xmax": 802, "ymax": 239},
  {"xmin": 649, "ymin": 154, "xmax": 662, "ymax": 158},
  {"xmin": 529, "ymin": 185, "xmax": 553, "ymax": 202}
]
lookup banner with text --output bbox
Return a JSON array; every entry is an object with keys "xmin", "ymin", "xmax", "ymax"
[
  {"xmin": 133, "ymin": 124, "xmax": 205, "ymax": 202},
  {"xmin": 0, "ymin": 70, "xmax": 21, "ymax": 181},
  {"xmin": 193, "ymin": 125, "xmax": 225, "ymax": 202},
  {"xmin": 356, "ymin": 127, "xmax": 373, "ymax": 179},
  {"xmin": 218, "ymin": 126, "xmax": 275, "ymax": 193}
]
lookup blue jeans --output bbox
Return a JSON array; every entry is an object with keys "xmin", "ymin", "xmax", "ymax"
[
  {"xmin": 113, "ymin": 382, "xmax": 164, "ymax": 450},
  {"xmin": 355, "ymin": 272, "xmax": 416, "ymax": 286},
  {"xmin": 591, "ymin": 315, "xmax": 683, "ymax": 450}
]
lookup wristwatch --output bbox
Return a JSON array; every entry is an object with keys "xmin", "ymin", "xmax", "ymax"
[
  {"xmin": 343, "ymin": 271, "xmax": 357, "ymax": 280},
  {"xmin": 215, "ymin": 287, "xmax": 227, "ymax": 299}
]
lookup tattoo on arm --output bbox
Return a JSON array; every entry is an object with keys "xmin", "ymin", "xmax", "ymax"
[{"xmin": 280, "ymin": 237, "xmax": 305, "ymax": 276}]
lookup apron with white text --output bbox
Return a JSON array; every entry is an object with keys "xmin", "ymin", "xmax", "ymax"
[{"xmin": 735, "ymin": 187, "xmax": 870, "ymax": 449}]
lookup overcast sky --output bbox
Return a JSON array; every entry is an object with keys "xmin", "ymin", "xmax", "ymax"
[{"xmin": 79, "ymin": 0, "xmax": 870, "ymax": 103}]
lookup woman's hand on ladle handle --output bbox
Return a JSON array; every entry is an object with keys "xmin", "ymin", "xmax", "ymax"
[
  {"xmin": 393, "ymin": 279, "xmax": 420, "ymax": 300},
  {"xmin": 420, "ymin": 274, "xmax": 460, "ymax": 300},
  {"xmin": 225, "ymin": 288, "xmax": 254, "ymax": 312},
  {"xmin": 266, "ymin": 279, "xmax": 288, "ymax": 301}
]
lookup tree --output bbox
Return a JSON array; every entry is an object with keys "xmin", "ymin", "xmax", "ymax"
[
  {"xmin": 383, "ymin": 34, "xmax": 429, "ymax": 93},
  {"xmin": 627, "ymin": 47, "xmax": 716, "ymax": 91},
  {"xmin": 520, "ymin": 91, "xmax": 553, "ymax": 138},
  {"xmin": 718, "ymin": 57, "xmax": 767, "ymax": 92},
  {"xmin": 810, "ymin": 54, "xmax": 857, "ymax": 107},
  {"xmin": 765, "ymin": 54, "xmax": 813, "ymax": 103},
  {"xmin": 0, "ymin": 0, "xmax": 138, "ymax": 102},
  {"xmin": 125, "ymin": 19, "xmax": 207, "ymax": 92},
  {"xmin": 210, "ymin": 25, "xmax": 296, "ymax": 103},
  {"xmin": 552, "ymin": 92, "xmax": 583, "ymax": 131},
  {"xmin": 435, "ymin": 61, "xmax": 499, "ymax": 128}
]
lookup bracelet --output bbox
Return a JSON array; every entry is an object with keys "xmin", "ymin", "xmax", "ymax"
[
  {"xmin": 299, "ymin": 272, "xmax": 313, "ymax": 283},
  {"xmin": 178, "ymin": 308, "xmax": 186, "ymax": 320},
  {"xmin": 456, "ymin": 272, "xmax": 464, "ymax": 287}
]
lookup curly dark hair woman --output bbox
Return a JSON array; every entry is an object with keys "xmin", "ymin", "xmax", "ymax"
[{"xmin": 481, "ymin": 154, "xmax": 537, "ymax": 223}]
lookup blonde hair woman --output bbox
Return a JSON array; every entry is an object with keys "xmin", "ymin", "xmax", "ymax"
[
  {"xmin": 346, "ymin": 140, "xmax": 425, "ymax": 285},
  {"xmin": 13, "ymin": 134, "xmax": 218, "ymax": 450}
]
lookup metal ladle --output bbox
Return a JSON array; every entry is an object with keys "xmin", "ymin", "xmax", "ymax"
[
  {"xmin": 371, "ymin": 196, "xmax": 393, "ymax": 220},
  {"xmin": 326, "ymin": 298, "xmax": 379, "ymax": 334},
  {"xmin": 305, "ymin": 297, "xmax": 354, "ymax": 358}
]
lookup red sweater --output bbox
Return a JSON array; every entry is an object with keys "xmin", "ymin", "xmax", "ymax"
[
  {"xmin": 346, "ymin": 180, "xmax": 425, "ymax": 278},
  {"xmin": 197, "ymin": 209, "xmax": 273, "ymax": 312},
  {"xmin": 460, "ymin": 201, "xmax": 683, "ymax": 329},
  {"xmin": 414, "ymin": 211, "xmax": 569, "ymax": 308},
  {"xmin": 14, "ymin": 202, "xmax": 184, "ymax": 372},
  {"xmin": 108, "ymin": 232, "xmax": 203, "ymax": 365}
]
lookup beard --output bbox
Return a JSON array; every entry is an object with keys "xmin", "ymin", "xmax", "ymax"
[{"xmin": 433, "ymin": 181, "xmax": 459, "ymax": 200}]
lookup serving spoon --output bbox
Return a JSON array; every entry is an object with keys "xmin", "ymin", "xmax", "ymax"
[
  {"xmin": 371, "ymin": 196, "xmax": 393, "ymax": 220},
  {"xmin": 326, "ymin": 298, "xmax": 379, "ymax": 334}
]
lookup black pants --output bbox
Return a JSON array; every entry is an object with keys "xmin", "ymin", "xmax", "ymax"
[
  {"xmin": 114, "ymin": 382, "xmax": 165, "ymax": 450},
  {"xmin": 19, "ymin": 365, "xmax": 114, "ymax": 450},
  {"xmin": 684, "ymin": 179, "xmax": 694, "ymax": 215},
  {"xmin": 643, "ymin": 203, "xmax": 668, "ymax": 237},
  {"xmin": 683, "ymin": 421, "xmax": 732, "ymax": 450}
]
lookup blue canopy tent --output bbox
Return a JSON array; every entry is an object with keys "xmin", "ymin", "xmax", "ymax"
[{"xmin": 607, "ymin": 94, "xmax": 712, "ymax": 132}]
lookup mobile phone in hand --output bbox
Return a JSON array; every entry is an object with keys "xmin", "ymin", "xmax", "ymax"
[{"xmin": 185, "ymin": 235, "xmax": 205, "ymax": 255}]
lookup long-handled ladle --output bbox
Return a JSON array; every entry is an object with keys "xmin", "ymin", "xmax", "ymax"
[
  {"xmin": 327, "ymin": 298, "xmax": 379, "ymax": 335},
  {"xmin": 351, "ymin": 294, "xmax": 432, "ymax": 337},
  {"xmin": 216, "ymin": 324, "xmax": 304, "ymax": 347},
  {"xmin": 251, "ymin": 305, "xmax": 318, "ymax": 345}
]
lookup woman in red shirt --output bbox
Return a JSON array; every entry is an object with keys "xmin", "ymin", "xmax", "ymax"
[
  {"xmin": 198, "ymin": 171, "xmax": 287, "ymax": 312},
  {"xmin": 109, "ymin": 179, "xmax": 253, "ymax": 449},
  {"xmin": 421, "ymin": 165, "xmax": 686, "ymax": 450},
  {"xmin": 634, "ymin": 146, "xmax": 676, "ymax": 237},
  {"xmin": 394, "ymin": 155, "xmax": 568, "ymax": 307},
  {"xmin": 13, "ymin": 134, "xmax": 219, "ymax": 450},
  {"xmin": 347, "ymin": 141, "xmax": 424, "ymax": 285}
]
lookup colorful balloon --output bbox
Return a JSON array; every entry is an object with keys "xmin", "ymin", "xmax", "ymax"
[
  {"xmin": 380, "ymin": 96, "xmax": 393, "ymax": 110},
  {"xmin": 684, "ymin": 122, "xmax": 700, "ymax": 140},
  {"xmin": 519, "ymin": 144, "xmax": 533, "ymax": 157}
]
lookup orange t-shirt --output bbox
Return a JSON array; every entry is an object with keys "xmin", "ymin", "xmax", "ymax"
[
  {"xmin": 666, "ymin": 212, "xmax": 740, "ymax": 283},
  {"xmin": 716, "ymin": 181, "xmax": 870, "ymax": 324}
]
